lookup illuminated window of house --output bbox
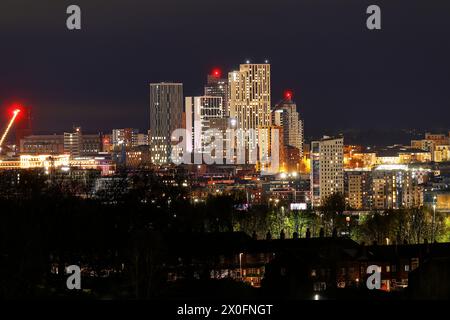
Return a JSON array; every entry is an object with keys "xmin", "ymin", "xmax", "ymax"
[{"xmin": 411, "ymin": 258, "xmax": 419, "ymax": 271}]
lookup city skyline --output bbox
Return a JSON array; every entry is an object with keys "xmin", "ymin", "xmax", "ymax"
[
  {"xmin": 1, "ymin": 0, "xmax": 450, "ymax": 303},
  {"xmin": 1, "ymin": 0, "xmax": 450, "ymax": 135}
]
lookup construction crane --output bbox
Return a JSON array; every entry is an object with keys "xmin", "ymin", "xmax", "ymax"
[{"xmin": 0, "ymin": 108, "xmax": 21, "ymax": 150}]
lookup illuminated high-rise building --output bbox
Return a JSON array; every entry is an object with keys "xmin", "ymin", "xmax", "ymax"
[
  {"xmin": 205, "ymin": 69, "xmax": 229, "ymax": 116},
  {"xmin": 228, "ymin": 63, "xmax": 271, "ymax": 131},
  {"xmin": 149, "ymin": 82, "xmax": 183, "ymax": 164},
  {"xmin": 272, "ymin": 91, "xmax": 304, "ymax": 158},
  {"xmin": 64, "ymin": 126, "xmax": 82, "ymax": 157},
  {"xmin": 344, "ymin": 169, "xmax": 372, "ymax": 210},
  {"xmin": 63, "ymin": 126, "xmax": 102, "ymax": 157},
  {"xmin": 185, "ymin": 96, "xmax": 224, "ymax": 162},
  {"xmin": 228, "ymin": 63, "xmax": 271, "ymax": 165},
  {"xmin": 310, "ymin": 136, "xmax": 344, "ymax": 207}
]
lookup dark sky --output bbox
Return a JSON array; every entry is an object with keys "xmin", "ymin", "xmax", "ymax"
[{"xmin": 1, "ymin": 0, "xmax": 450, "ymax": 136}]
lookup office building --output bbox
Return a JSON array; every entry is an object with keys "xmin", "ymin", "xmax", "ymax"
[
  {"xmin": 185, "ymin": 96, "xmax": 224, "ymax": 162},
  {"xmin": 81, "ymin": 133, "xmax": 103, "ymax": 156},
  {"xmin": 149, "ymin": 82, "xmax": 183, "ymax": 164},
  {"xmin": 272, "ymin": 91, "xmax": 304, "ymax": 158},
  {"xmin": 205, "ymin": 69, "xmax": 229, "ymax": 116},
  {"xmin": 20, "ymin": 134, "xmax": 64, "ymax": 155},
  {"xmin": 63, "ymin": 127, "xmax": 102, "ymax": 157},
  {"xmin": 64, "ymin": 126, "xmax": 82, "ymax": 157}
]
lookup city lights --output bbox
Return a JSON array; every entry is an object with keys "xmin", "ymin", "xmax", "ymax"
[{"xmin": 1, "ymin": 0, "xmax": 450, "ymax": 307}]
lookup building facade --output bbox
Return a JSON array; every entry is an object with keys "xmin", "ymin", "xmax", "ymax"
[
  {"xmin": 205, "ymin": 70, "xmax": 229, "ymax": 116},
  {"xmin": 272, "ymin": 93, "xmax": 304, "ymax": 158},
  {"xmin": 20, "ymin": 134, "xmax": 64, "ymax": 155},
  {"xmin": 344, "ymin": 169, "xmax": 372, "ymax": 210},
  {"xmin": 149, "ymin": 83, "xmax": 183, "ymax": 164},
  {"xmin": 228, "ymin": 63, "xmax": 271, "ymax": 131},
  {"xmin": 310, "ymin": 136, "xmax": 344, "ymax": 207},
  {"xmin": 64, "ymin": 127, "xmax": 82, "ymax": 157},
  {"xmin": 371, "ymin": 164, "xmax": 430, "ymax": 209}
]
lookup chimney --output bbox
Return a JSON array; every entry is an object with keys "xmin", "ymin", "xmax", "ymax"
[
  {"xmin": 319, "ymin": 228, "xmax": 325, "ymax": 238},
  {"xmin": 306, "ymin": 228, "xmax": 311, "ymax": 239},
  {"xmin": 280, "ymin": 229, "xmax": 286, "ymax": 240},
  {"xmin": 266, "ymin": 231, "xmax": 272, "ymax": 240},
  {"xmin": 293, "ymin": 232, "xmax": 298, "ymax": 239}
]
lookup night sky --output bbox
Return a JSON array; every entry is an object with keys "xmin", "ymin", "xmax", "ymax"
[{"xmin": 1, "ymin": 0, "xmax": 450, "ymax": 137}]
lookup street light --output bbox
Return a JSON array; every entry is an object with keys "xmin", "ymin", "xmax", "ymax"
[
  {"xmin": 346, "ymin": 216, "xmax": 351, "ymax": 236},
  {"xmin": 432, "ymin": 196, "xmax": 437, "ymax": 242},
  {"xmin": 239, "ymin": 253, "xmax": 243, "ymax": 280}
]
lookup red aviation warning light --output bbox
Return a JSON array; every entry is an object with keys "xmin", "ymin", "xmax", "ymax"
[
  {"xmin": 211, "ymin": 68, "xmax": 222, "ymax": 79},
  {"xmin": 0, "ymin": 105, "xmax": 22, "ymax": 148},
  {"xmin": 284, "ymin": 90, "xmax": 293, "ymax": 100}
]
